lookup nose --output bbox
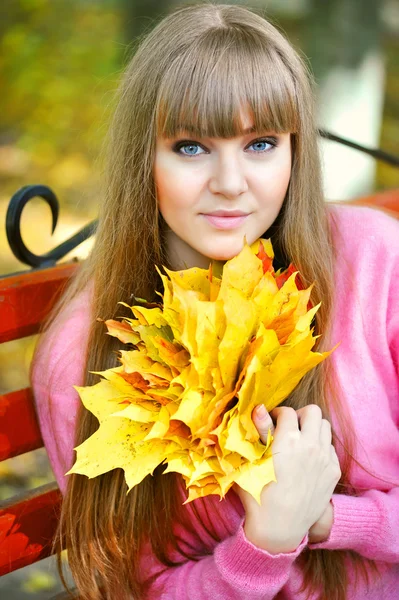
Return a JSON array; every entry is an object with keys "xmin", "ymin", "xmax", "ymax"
[{"xmin": 208, "ymin": 153, "xmax": 248, "ymax": 199}]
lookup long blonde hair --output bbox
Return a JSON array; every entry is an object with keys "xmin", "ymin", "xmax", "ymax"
[{"xmin": 34, "ymin": 4, "xmax": 380, "ymax": 598}]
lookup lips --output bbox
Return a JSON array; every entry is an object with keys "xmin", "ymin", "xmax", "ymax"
[
  {"xmin": 202, "ymin": 213, "xmax": 249, "ymax": 230},
  {"xmin": 204, "ymin": 210, "xmax": 249, "ymax": 217}
]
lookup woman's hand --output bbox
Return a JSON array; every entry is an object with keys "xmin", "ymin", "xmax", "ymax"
[
  {"xmin": 308, "ymin": 501, "xmax": 334, "ymax": 544},
  {"xmin": 234, "ymin": 404, "xmax": 341, "ymax": 554}
]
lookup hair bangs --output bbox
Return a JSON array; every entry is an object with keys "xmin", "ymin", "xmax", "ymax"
[{"xmin": 156, "ymin": 27, "xmax": 299, "ymax": 139}]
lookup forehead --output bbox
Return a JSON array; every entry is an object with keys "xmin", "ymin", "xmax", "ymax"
[{"xmin": 239, "ymin": 108, "xmax": 255, "ymax": 131}]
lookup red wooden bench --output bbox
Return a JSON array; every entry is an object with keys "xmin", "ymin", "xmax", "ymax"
[
  {"xmin": 0, "ymin": 189, "xmax": 398, "ymax": 596},
  {"xmin": 349, "ymin": 188, "xmax": 399, "ymax": 216},
  {"xmin": 0, "ymin": 262, "xmax": 79, "ymax": 595}
]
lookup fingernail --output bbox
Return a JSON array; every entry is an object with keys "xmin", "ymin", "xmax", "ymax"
[{"xmin": 255, "ymin": 404, "xmax": 267, "ymax": 419}]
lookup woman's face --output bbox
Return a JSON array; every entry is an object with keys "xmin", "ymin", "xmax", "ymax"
[{"xmin": 154, "ymin": 110, "xmax": 292, "ymax": 270}]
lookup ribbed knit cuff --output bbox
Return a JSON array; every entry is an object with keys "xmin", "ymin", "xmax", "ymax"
[
  {"xmin": 308, "ymin": 493, "xmax": 380, "ymax": 552},
  {"xmin": 214, "ymin": 519, "xmax": 308, "ymax": 593}
]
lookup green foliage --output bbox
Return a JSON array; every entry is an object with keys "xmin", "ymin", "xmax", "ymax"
[
  {"xmin": 0, "ymin": 0, "xmax": 122, "ymax": 202},
  {"xmin": 377, "ymin": 36, "xmax": 399, "ymax": 190}
]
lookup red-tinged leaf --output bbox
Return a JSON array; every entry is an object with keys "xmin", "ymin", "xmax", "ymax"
[
  {"xmin": 267, "ymin": 307, "xmax": 297, "ymax": 345},
  {"xmin": 118, "ymin": 372, "xmax": 149, "ymax": 391},
  {"xmin": 256, "ymin": 241, "xmax": 274, "ymax": 274},
  {"xmin": 275, "ymin": 263, "xmax": 297, "ymax": 289},
  {"xmin": 170, "ymin": 366, "xmax": 180, "ymax": 378},
  {"xmin": 275, "ymin": 265, "xmax": 313, "ymax": 309},
  {"xmin": 146, "ymin": 394, "xmax": 170, "ymax": 406},
  {"xmin": 167, "ymin": 421, "xmax": 191, "ymax": 439},
  {"xmin": 155, "ymin": 337, "xmax": 190, "ymax": 367},
  {"xmin": 103, "ymin": 319, "xmax": 140, "ymax": 345},
  {"xmin": 197, "ymin": 437, "xmax": 216, "ymax": 449},
  {"xmin": 118, "ymin": 370, "xmax": 170, "ymax": 390}
]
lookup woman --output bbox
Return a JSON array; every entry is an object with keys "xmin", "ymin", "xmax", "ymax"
[{"xmin": 31, "ymin": 4, "xmax": 399, "ymax": 599}]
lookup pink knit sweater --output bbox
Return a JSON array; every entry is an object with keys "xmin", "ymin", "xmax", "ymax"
[{"xmin": 31, "ymin": 204, "xmax": 399, "ymax": 599}]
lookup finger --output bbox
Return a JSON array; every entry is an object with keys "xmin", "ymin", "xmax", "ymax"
[
  {"xmin": 232, "ymin": 482, "xmax": 245, "ymax": 499},
  {"xmin": 296, "ymin": 404, "xmax": 323, "ymax": 438},
  {"xmin": 232, "ymin": 483, "xmax": 258, "ymax": 512},
  {"xmin": 319, "ymin": 418, "xmax": 332, "ymax": 452},
  {"xmin": 269, "ymin": 406, "xmax": 299, "ymax": 435},
  {"xmin": 330, "ymin": 446, "xmax": 342, "ymax": 483},
  {"xmin": 330, "ymin": 444, "xmax": 340, "ymax": 465},
  {"xmin": 252, "ymin": 404, "xmax": 274, "ymax": 444}
]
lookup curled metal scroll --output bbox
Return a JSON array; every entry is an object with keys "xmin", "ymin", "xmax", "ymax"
[{"xmin": 6, "ymin": 185, "xmax": 98, "ymax": 268}]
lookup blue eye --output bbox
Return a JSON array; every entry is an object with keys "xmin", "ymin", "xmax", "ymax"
[
  {"xmin": 175, "ymin": 142, "xmax": 205, "ymax": 156},
  {"xmin": 247, "ymin": 138, "xmax": 276, "ymax": 153}
]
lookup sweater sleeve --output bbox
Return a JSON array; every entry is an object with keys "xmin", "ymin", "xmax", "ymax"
[
  {"xmin": 30, "ymin": 287, "xmax": 92, "ymax": 493},
  {"xmin": 387, "ymin": 236, "xmax": 399, "ymax": 378},
  {"xmin": 142, "ymin": 524, "xmax": 308, "ymax": 599},
  {"xmin": 308, "ymin": 490, "xmax": 399, "ymax": 562}
]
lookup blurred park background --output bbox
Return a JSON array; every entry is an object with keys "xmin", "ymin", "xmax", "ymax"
[{"xmin": 0, "ymin": 0, "xmax": 398, "ymax": 597}]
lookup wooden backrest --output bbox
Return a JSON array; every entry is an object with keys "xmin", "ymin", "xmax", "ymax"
[
  {"xmin": 349, "ymin": 188, "xmax": 399, "ymax": 216},
  {"xmin": 0, "ymin": 262, "xmax": 78, "ymax": 576}
]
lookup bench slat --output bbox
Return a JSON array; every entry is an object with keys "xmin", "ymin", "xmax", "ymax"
[
  {"xmin": 0, "ymin": 483, "xmax": 61, "ymax": 575},
  {"xmin": 351, "ymin": 189, "xmax": 399, "ymax": 217},
  {"xmin": 0, "ymin": 262, "xmax": 79, "ymax": 343},
  {"xmin": 0, "ymin": 388, "xmax": 43, "ymax": 461}
]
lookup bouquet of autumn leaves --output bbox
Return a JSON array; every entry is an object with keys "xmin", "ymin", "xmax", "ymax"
[{"xmin": 67, "ymin": 238, "xmax": 334, "ymax": 505}]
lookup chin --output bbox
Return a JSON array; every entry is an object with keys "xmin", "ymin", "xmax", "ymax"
[{"xmin": 203, "ymin": 239, "xmax": 248, "ymax": 262}]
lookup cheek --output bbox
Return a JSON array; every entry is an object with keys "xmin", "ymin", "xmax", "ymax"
[
  {"xmin": 258, "ymin": 153, "xmax": 292, "ymax": 201},
  {"xmin": 275, "ymin": 161, "xmax": 292, "ymax": 196},
  {"xmin": 154, "ymin": 159, "xmax": 206, "ymax": 216},
  {"xmin": 154, "ymin": 165, "xmax": 175, "ymax": 212}
]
